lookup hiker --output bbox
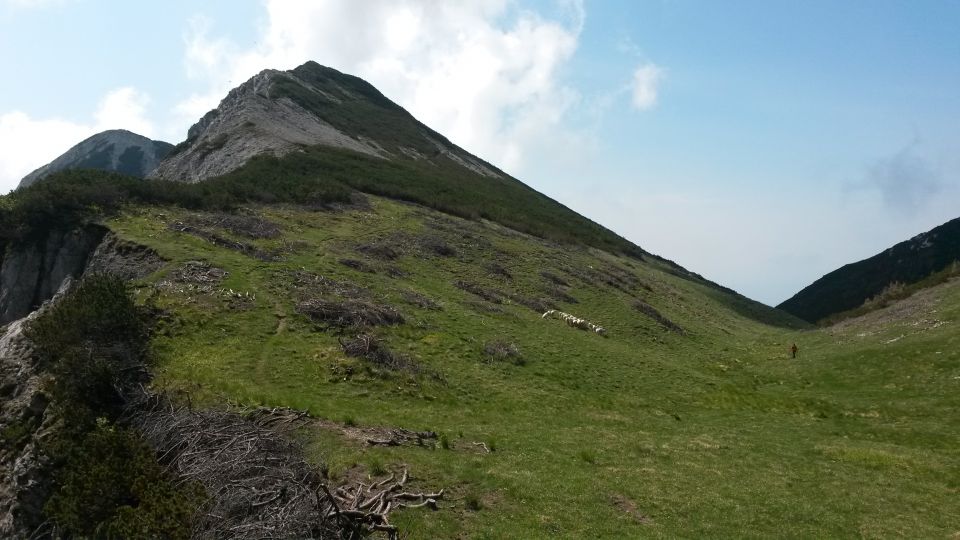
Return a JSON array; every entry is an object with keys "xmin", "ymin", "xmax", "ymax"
[{"xmin": 790, "ymin": 343, "xmax": 798, "ymax": 359}]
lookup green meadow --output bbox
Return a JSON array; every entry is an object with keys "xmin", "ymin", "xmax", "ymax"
[{"xmin": 106, "ymin": 197, "xmax": 960, "ymax": 538}]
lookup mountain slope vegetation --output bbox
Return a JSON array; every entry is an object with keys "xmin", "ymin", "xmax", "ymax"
[
  {"xmin": 73, "ymin": 194, "xmax": 954, "ymax": 538},
  {"xmin": 779, "ymin": 217, "xmax": 960, "ymax": 323},
  {"xmin": 1, "ymin": 61, "xmax": 957, "ymax": 538}
]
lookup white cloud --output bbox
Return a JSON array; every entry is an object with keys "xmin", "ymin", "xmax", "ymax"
[
  {"xmin": 0, "ymin": 112, "xmax": 91, "ymax": 193},
  {"xmin": 95, "ymin": 87, "xmax": 155, "ymax": 138},
  {"xmin": 175, "ymin": 0, "xmax": 586, "ymax": 174},
  {"xmin": 0, "ymin": 86, "xmax": 154, "ymax": 193},
  {"xmin": 630, "ymin": 63, "xmax": 663, "ymax": 111}
]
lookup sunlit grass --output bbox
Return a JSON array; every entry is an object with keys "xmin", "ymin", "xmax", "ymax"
[{"xmin": 108, "ymin": 198, "xmax": 960, "ymax": 538}]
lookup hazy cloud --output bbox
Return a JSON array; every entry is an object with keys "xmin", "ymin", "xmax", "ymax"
[
  {"xmin": 856, "ymin": 144, "xmax": 944, "ymax": 216},
  {"xmin": 0, "ymin": 86, "xmax": 154, "ymax": 193},
  {"xmin": 176, "ymin": 0, "xmax": 585, "ymax": 175},
  {"xmin": 630, "ymin": 63, "xmax": 663, "ymax": 110}
]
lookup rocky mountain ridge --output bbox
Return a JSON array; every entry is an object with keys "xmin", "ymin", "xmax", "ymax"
[{"xmin": 150, "ymin": 62, "xmax": 501, "ymax": 183}]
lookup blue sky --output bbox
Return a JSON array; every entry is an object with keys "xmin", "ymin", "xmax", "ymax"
[{"xmin": 1, "ymin": 0, "xmax": 958, "ymax": 305}]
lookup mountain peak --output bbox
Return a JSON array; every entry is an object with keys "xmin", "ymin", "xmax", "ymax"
[
  {"xmin": 18, "ymin": 130, "xmax": 173, "ymax": 189},
  {"xmin": 151, "ymin": 62, "xmax": 501, "ymax": 182}
]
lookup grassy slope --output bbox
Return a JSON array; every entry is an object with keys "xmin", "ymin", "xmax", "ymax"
[{"xmin": 106, "ymin": 198, "xmax": 958, "ymax": 538}]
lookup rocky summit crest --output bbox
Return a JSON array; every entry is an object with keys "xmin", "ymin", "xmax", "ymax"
[{"xmin": 150, "ymin": 61, "xmax": 502, "ymax": 183}]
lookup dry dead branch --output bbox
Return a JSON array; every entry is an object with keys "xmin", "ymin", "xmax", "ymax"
[
  {"xmin": 339, "ymin": 334, "xmax": 424, "ymax": 375},
  {"xmin": 168, "ymin": 221, "xmax": 279, "ymax": 261},
  {"xmin": 320, "ymin": 468, "xmax": 444, "ymax": 539},
  {"xmin": 185, "ymin": 212, "xmax": 282, "ymax": 239},
  {"xmin": 400, "ymin": 290, "xmax": 442, "ymax": 311},
  {"xmin": 297, "ymin": 299, "xmax": 404, "ymax": 329},
  {"xmin": 482, "ymin": 340, "xmax": 523, "ymax": 364},
  {"xmin": 132, "ymin": 396, "xmax": 339, "ymax": 539},
  {"xmin": 339, "ymin": 258, "xmax": 377, "ymax": 274}
]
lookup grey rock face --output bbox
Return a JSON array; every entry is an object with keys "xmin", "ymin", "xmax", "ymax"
[
  {"xmin": 0, "ymin": 226, "xmax": 106, "ymax": 324},
  {"xmin": 0, "ymin": 247, "xmax": 43, "ymax": 325},
  {"xmin": 151, "ymin": 69, "xmax": 387, "ymax": 182},
  {"xmin": 18, "ymin": 129, "xmax": 174, "ymax": 189},
  {"xmin": 0, "ymin": 279, "xmax": 72, "ymax": 538},
  {"xmin": 150, "ymin": 62, "xmax": 502, "ymax": 183}
]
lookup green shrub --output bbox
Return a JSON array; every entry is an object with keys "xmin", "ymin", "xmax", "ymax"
[
  {"xmin": 43, "ymin": 422, "xmax": 201, "ymax": 539},
  {"xmin": 27, "ymin": 275, "xmax": 205, "ymax": 537},
  {"xmin": 26, "ymin": 274, "xmax": 148, "ymax": 430}
]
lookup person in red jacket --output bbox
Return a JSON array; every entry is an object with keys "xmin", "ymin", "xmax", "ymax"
[{"xmin": 791, "ymin": 343, "xmax": 799, "ymax": 359}]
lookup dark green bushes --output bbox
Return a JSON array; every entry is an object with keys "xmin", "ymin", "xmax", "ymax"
[
  {"xmin": 26, "ymin": 275, "xmax": 201, "ymax": 537},
  {"xmin": 0, "ymin": 141, "xmax": 645, "ymax": 260},
  {"xmin": 27, "ymin": 274, "xmax": 148, "ymax": 429},
  {"xmin": 43, "ymin": 423, "xmax": 201, "ymax": 539},
  {"xmin": 0, "ymin": 165, "xmax": 353, "ymax": 248}
]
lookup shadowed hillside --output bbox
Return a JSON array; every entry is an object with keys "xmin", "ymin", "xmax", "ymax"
[{"xmin": 779, "ymin": 217, "xmax": 960, "ymax": 323}]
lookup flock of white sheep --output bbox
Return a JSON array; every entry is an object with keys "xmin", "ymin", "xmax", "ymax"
[{"xmin": 541, "ymin": 309, "xmax": 606, "ymax": 335}]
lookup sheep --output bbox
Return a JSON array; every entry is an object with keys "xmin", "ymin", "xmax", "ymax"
[{"xmin": 541, "ymin": 309, "xmax": 607, "ymax": 336}]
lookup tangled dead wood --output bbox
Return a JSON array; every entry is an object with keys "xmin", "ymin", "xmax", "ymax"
[
  {"xmin": 418, "ymin": 235, "xmax": 456, "ymax": 257},
  {"xmin": 132, "ymin": 398, "xmax": 444, "ymax": 539},
  {"xmin": 542, "ymin": 284, "xmax": 578, "ymax": 305},
  {"xmin": 507, "ymin": 294, "xmax": 556, "ymax": 314},
  {"xmin": 400, "ymin": 290, "xmax": 442, "ymax": 311},
  {"xmin": 338, "ymin": 334, "xmax": 421, "ymax": 374},
  {"xmin": 185, "ymin": 212, "xmax": 282, "ymax": 239},
  {"xmin": 248, "ymin": 406, "xmax": 439, "ymax": 449},
  {"xmin": 133, "ymin": 396, "xmax": 340, "ymax": 539},
  {"xmin": 339, "ymin": 258, "xmax": 377, "ymax": 274},
  {"xmin": 454, "ymin": 280, "xmax": 503, "ymax": 304},
  {"xmin": 168, "ymin": 221, "xmax": 279, "ymax": 261},
  {"xmin": 285, "ymin": 270, "xmax": 367, "ymax": 299},
  {"xmin": 482, "ymin": 340, "xmax": 523, "ymax": 364},
  {"xmin": 297, "ymin": 299, "xmax": 404, "ymax": 329}
]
